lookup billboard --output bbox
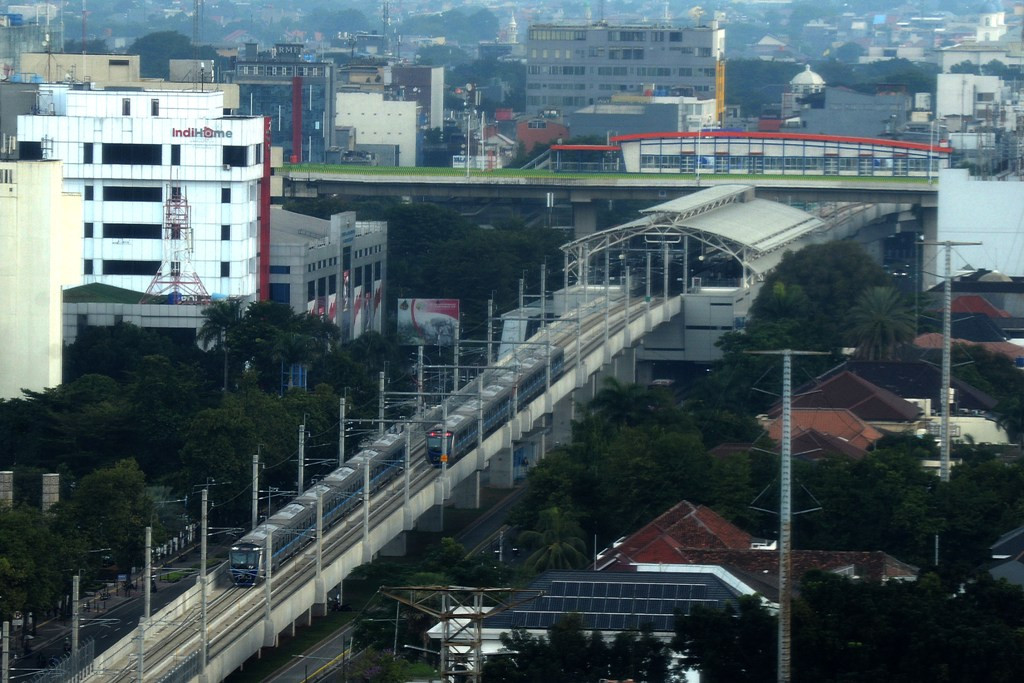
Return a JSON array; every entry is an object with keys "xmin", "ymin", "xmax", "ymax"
[{"xmin": 397, "ymin": 299, "xmax": 459, "ymax": 346}]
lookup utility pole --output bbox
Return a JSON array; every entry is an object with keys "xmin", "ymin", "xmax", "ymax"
[
  {"xmin": 71, "ymin": 573, "xmax": 80, "ymax": 654},
  {"xmin": 748, "ymin": 349, "xmax": 826, "ymax": 683},
  {"xmin": 297, "ymin": 422, "xmax": 306, "ymax": 494},
  {"xmin": 378, "ymin": 371, "xmax": 386, "ymax": 436},
  {"xmin": 922, "ymin": 240, "xmax": 980, "ymax": 482},
  {"xmin": 251, "ymin": 451, "xmax": 259, "ymax": 530},
  {"xmin": 339, "ymin": 397, "xmax": 347, "ymax": 466},
  {"xmin": 200, "ymin": 488, "xmax": 209, "ymax": 679}
]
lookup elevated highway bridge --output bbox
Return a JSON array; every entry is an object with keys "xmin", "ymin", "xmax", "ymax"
[{"xmin": 280, "ymin": 166, "xmax": 938, "ymax": 235}]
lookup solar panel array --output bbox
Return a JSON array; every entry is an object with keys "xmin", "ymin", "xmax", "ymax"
[{"xmin": 504, "ymin": 579, "xmax": 723, "ymax": 633}]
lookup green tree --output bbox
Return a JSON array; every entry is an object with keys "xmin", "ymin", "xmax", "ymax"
[
  {"xmin": 995, "ymin": 395, "xmax": 1024, "ymax": 447},
  {"xmin": 65, "ymin": 459, "xmax": 154, "ymax": 570},
  {"xmin": 343, "ymin": 646, "xmax": 410, "ymax": 682},
  {"xmin": 198, "ymin": 299, "xmax": 243, "ymax": 392},
  {"xmin": 672, "ymin": 594, "xmax": 776, "ymax": 683},
  {"xmin": 587, "ymin": 377, "xmax": 660, "ymax": 427},
  {"xmin": 846, "ymin": 286, "xmax": 916, "ymax": 360},
  {"xmin": 0, "ymin": 505, "xmax": 65, "ymax": 620},
  {"xmin": 519, "ymin": 507, "xmax": 589, "ymax": 572},
  {"xmin": 126, "ymin": 31, "xmax": 217, "ymax": 79}
]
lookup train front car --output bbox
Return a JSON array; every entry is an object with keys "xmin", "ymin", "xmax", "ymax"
[
  {"xmin": 425, "ymin": 427, "xmax": 454, "ymax": 467},
  {"xmin": 229, "ymin": 540, "xmax": 265, "ymax": 587}
]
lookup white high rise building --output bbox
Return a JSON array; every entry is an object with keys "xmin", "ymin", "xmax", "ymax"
[{"xmin": 18, "ymin": 85, "xmax": 268, "ymax": 298}]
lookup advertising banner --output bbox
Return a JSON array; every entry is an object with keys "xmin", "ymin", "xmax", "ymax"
[{"xmin": 397, "ymin": 299, "xmax": 459, "ymax": 346}]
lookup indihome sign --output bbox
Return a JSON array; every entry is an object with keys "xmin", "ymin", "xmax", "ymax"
[{"xmin": 172, "ymin": 127, "xmax": 233, "ymax": 139}]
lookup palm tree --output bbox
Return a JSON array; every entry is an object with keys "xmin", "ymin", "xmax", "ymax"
[
  {"xmin": 198, "ymin": 299, "xmax": 242, "ymax": 391},
  {"xmin": 847, "ymin": 286, "xmax": 916, "ymax": 360},
  {"xmin": 519, "ymin": 507, "xmax": 589, "ymax": 572},
  {"xmin": 995, "ymin": 396, "xmax": 1024, "ymax": 449},
  {"xmin": 273, "ymin": 332, "xmax": 315, "ymax": 393},
  {"xmin": 588, "ymin": 377, "xmax": 656, "ymax": 427}
]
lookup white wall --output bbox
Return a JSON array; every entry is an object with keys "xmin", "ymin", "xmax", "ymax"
[
  {"xmin": 936, "ymin": 73, "xmax": 1002, "ymax": 120},
  {"xmin": 938, "ymin": 168, "xmax": 1024, "ymax": 278},
  {"xmin": 0, "ymin": 161, "xmax": 82, "ymax": 398},
  {"xmin": 18, "ymin": 88, "xmax": 264, "ymax": 296},
  {"xmin": 335, "ymin": 92, "xmax": 418, "ymax": 167}
]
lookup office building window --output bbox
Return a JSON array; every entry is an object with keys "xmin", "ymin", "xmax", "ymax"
[
  {"xmin": 84, "ymin": 185, "xmax": 94, "ymax": 200},
  {"xmin": 104, "ymin": 223, "xmax": 162, "ymax": 239},
  {"xmin": 102, "ymin": 260, "xmax": 160, "ymax": 275},
  {"xmin": 171, "ymin": 144, "xmax": 181, "ymax": 165},
  {"xmin": 103, "ymin": 186, "xmax": 162, "ymax": 202},
  {"xmin": 223, "ymin": 146, "xmax": 247, "ymax": 167},
  {"xmin": 84, "ymin": 222, "xmax": 93, "ymax": 238},
  {"xmin": 122, "ymin": 98, "xmax": 131, "ymax": 116},
  {"xmin": 19, "ymin": 141, "xmax": 42, "ymax": 160},
  {"xmin": 269, "ymin": 265, "xmax": 291, "ymax": 274},
  {"xmin": 221, "ymin": 187, "xmax": 231, "ymax": 203},
  {"xmin": 84, "ymin": 259, "xmax": 93, "ymax": 275},
  {"xmin": 269, "ymin": 283, "xmax": 290, "ymax": 304},
  {"xmin": 221, "ymin": 224, "xmax": 230, "ymax": 240},
  {"xmin": 221, "ymin": 262, "xmax": 230, "ymax": 277},
  {"xmin": 151, "ymin": 99, "xmax": 160, "ymax": 116},
  {"xmin": 102, "ymin": 143, "xmax": 162, "ymax": 165},
  {"xmin": 83, "ymin": 143, "xmax": 93, "ymax": 163}
]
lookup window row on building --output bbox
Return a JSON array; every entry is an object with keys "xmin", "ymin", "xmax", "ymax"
[
  {"xmin": 550, "ymin": 133, "xmax": 953, "ymax": 177},
  {"xmin": 81, "ymin": 259, "xmax": 250, "ymax": 276},
  {"xmin": 235, "ymin": 64, "xmax": 327, "ymax": 78},
  {"xmin": 635, "ymin": 153, "xmax": 942, "ymax": 176}
]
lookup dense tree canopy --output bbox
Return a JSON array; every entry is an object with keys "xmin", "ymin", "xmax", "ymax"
[
  {"xmin": 674, "ymin": 572, "xmax": 1024, "ymax": 682},
  {"xmin": 126, "ymin": 31, "xmax": 218, "ymax": 79}
]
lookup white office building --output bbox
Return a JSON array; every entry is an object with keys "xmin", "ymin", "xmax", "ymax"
[
  {"xmin": 17, "ymin": 85, "xmax": 268, "ymax": 298},
  {"xmin": 335, "ymin": 92, "xmax": 419, "ymax": 167},
  {"xmin": 0, "ymin": 160, "xmax": 82, "ymax": 398}
]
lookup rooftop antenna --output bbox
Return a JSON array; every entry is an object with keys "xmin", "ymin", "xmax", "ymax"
[
  {"xmin": 141, "ymin": 186, "xmax": 211, "ymax": 305},
  {"xmin": 81, "ymin": 0, "xmax": 86, "ymax": 81}
]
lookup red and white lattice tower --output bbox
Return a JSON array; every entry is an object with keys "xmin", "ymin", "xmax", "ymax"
[{"xmin": 141, "ymin": 185, "xmax": 210, "ymax": 304}]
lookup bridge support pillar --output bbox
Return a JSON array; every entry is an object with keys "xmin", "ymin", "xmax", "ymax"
[
  {"xmin": 550, "ymin": 393, "xmax": 575, "ymax": 450},
  {"xmin": 488, "ymin": 446, "xmax": 515, "ymax": 488},
  {"xmin": 614, "ymin": 347, "xmax": 637, "ymax": 384},
  {"xmin": 919, "ymin": 205, "xmax": 939, "ymax": 290},
  {"xmin": 380, "ymin": 532, "xmax": 407, "ymax": 556},
  {"xmin": 572, "ymin": 199, "xmax": 598, "ymax": 237},
  {"xmin": 263, "ymin": 618, "xmax": 277, "ymax": 649},
  {"xmin": 314, "ymin": 577, "xmax": 328, "ymax": 616},
  {"xmin": 416, "ymin": 505, "xmax": 444, "ymax": 532},
  {"xmin": 452, "ymin": 470, "xmax": 481, "ymax": 509}
]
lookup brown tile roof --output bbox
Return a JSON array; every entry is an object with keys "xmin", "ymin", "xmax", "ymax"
[
  {"xmin": 951, "ymin": 295, "xmax": 1010, "ymax": 318},
  {"xmin": 777, "ymin": 371, "xmax": 921, "ymax": 422},
  {"xmin": 765, "ymin": 408, "xmax": 884, "ymax": 450},
  {"xmin": 662, "ymin": 549, "xmax": 918, "ymax": 593},
  {"xmin": 790, "ymin": 429, "xmax": 868, "ymax": 461},
  {"xmin": 598, "ymin": 501, "xmax": 753, "ymax": 569},
  {"xmin": 914, "ymin": 333, "xmax": 1024, "ymax": 364}
]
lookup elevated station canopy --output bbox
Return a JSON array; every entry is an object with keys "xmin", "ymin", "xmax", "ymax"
[{"xmin": 561, "ymin": 185, "xmax": 825, "ymax": 289}]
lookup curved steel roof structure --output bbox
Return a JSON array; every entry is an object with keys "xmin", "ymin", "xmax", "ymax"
[{"xmin": 560, "ymin": 185, "xmax": 826, "ymax": 289}]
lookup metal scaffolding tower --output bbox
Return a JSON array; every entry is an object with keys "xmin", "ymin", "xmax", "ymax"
[{"xmin": 141, "ymin": 186, "xmax": 210, "ymax": 304}]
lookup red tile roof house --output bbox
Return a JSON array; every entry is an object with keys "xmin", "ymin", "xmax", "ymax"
[{"xmin": 597, "ymin": 501, "xmax": 918, "ymax": 600}]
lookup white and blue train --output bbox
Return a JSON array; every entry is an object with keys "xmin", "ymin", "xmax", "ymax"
[
  {"xmin": 426, "ymin": 347, "xmax": 565, "ymax": 465},
  {"xmin": 229, "ymin": 339, "xmax": 566, "ymax": 586}
]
